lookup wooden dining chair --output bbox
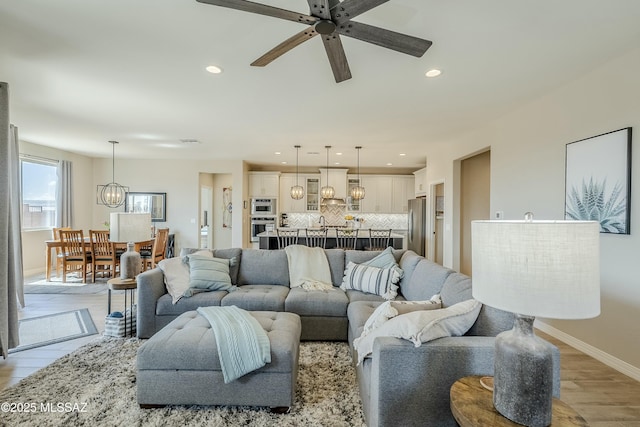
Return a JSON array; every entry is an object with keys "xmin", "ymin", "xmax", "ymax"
[
  {"xmin": 366, "ymin": 229, "xmax": 392, "ymax": 251},
  {"xmin": 143, "ymin": 228, "xmax": 169, "ymax": 270},
  {"xmin": 336, "ymin": 228, "xmax": 359, "ymax": 250},
  {"xmin": 304, "ymin": 228, "xmax": 327, "ymax": 249},
  {"xmin": 58, "ymin": 229, "xmax": 92, "ymax": 283},
  {"xmin": 89, "ymin": 229, "xmax": 118, "ymax": 281},
  {"xmin": 52, "ymin": 226, "xmax": 71, "ymax": 277},
  {"xmin": 277, "ymin": 228, "xmax": 299, "ymax": 249},
  {"xmin": 137, "ymin": 239, "xmax": 155, "ymax": 272}
]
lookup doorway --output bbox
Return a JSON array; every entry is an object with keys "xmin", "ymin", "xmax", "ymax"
[
  {"xmin": 459, "ymin": 150, "xmax": 490, "ymax": 276},
  {"xmin": 433, "ymin": 183, "xmax": 444, "ymax": 266}
]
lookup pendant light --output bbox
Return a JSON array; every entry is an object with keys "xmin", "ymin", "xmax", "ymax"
[
  {"xmin": 350, "ymin": 146, "xmax": 366, "ymax": 200},
  {"xmin": 97, "ymin": 140, "xmax": 129, "ymax": 208},
  {"xmin": 320, "ymin": 145, "xmax": 335, "ymax": 199},
  {"xmin": 290, "ymin": 145, "xmax": 304, "ymax": 200}
]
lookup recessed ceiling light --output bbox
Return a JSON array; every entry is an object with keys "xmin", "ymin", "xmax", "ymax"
[
  {"xmin": 425, "ymin": 69, "xmax": 442, "ymax": 78},
  {"xmin": 399, "ymin": 153, "xmax": 406, "ymax": 156},
  {"xmin": 334, "ymin": 162, "xmax": 341, "ymax": 165},
  {"xmin": 336, "ymin": 152, "xmax": 343, "ymax": 156},
  {"xmin": 179, "ymin": 138, "xmax": 201, "ymax": 145},
  {"xmin": 281, "ymin": 161, "xmax": 287, "ymax": 164},
  {"xmin": 206, "ymin": 65, "xmax": 223, "ymax": 74},
  {"xmin": 275, "ymin": 151, "xmax": 281, "ymax": 155},
  {"xmin": 386, "ymin": 163, "xmax": 393, "ymax": 166}
]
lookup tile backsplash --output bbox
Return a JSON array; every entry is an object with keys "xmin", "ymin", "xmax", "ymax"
[{"xmin": 286, "ymin": 208, "xmax": 408, "ymax": 230}]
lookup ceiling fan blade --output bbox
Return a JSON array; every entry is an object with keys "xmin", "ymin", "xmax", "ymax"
[
  {"xmin": 251, "ymin": 28, "xmax": 318, "ymax": 67},
  {"xmin": 331, "ymin": 0, "xmax": 390, "ymax": 24},
  {"xmin": 321, "ymin": 34, "xmax": 352, "ymax": 83},
  {"xmin": 196, "ymin": 0, "xmax": 318, "ymax": 25},
  {"xmin": 337, "ymin": 21, "xmax": 432, "ymax": 57},
  {"xmin": 307, "ymin": 0, "xmax": 331, "ymax": 19}
]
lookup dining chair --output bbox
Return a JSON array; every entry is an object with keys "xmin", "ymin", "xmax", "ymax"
[
  {"xmin": 58, "ymin": 229, "xmax": 92, "ymax": 283},
  {"xmin": 52, "ymin": 226, "xmax": 71, "ymax": 277},
  {"xmin": 89, "ymin": 229, "xmax": 118, "ymax": 281},
  {"xmin": 304, "ymin": 228, "xmax": 327, "ymax": 249},
  {"xmin": 366, "ymin": 229, "xmax": 392, "ymax": 251},
  {"xmin": 143, "ymin": 228, "xmax": 169, "ymax": 270},
  {"xmin": 137, "ymin": 239, "xmax": 155, "ymax": 272},
  {"xmin": 335, "ymin": 228, "xmax": 359, "ymax": 250},
  {"xmin": 277, "ymin": 228, "xmax": 299, "ymax": 249}
]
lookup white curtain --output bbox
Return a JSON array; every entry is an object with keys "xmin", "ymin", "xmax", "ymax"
[
  {"xmin": 0, "ymin": 82, "xmax": 24, "ymax": 358},
  {"xmin": 57, "ymin": 160, "xmax": 73, "ymax": 227}
]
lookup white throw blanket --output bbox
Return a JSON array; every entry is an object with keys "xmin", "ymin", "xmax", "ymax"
[
  {"xmin": 197, "ymin": 306, "xmax": 271, "ymax": 383},
  {"xmin": 285, "ymin": 245, "xmax": 334, "ymax": 291}
]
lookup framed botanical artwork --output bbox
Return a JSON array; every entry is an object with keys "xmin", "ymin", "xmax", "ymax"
[
  {"xmin": 565, "ymin": 127, "xmax": 632, "ymax": 234},
  {"xmin": 125, "ymin": 192, "xmax": 166, "ymax": 222}
]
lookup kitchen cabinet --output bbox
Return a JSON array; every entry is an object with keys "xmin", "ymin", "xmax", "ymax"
[
  {"xmin": 278, "ymin": 174, "xmax": 306, "ymax": 213},
  {"xmin": 413, "ymin": 168, "xmax": 426, "ymax": 197},
  {"xmin": 346, "ymin": 176, "xmax": 362, "ymax": 212},
  {"xmin": 306, "ymin": 176, "xmax": 320, "ymax": 211},
  {"xmin": 319, "ymin": 168, "xmax": 348, "ymax": 199},
  {"xmin": 392, "ymin": 176, "xmax": 414, "ymax": 213},
  {"xmin": 360, "ymin": 176, "xmax": 393, "ymax": 213},
  {"xmin": 249, "ymin": 172, "xmax": 280, "ymax": 198}
]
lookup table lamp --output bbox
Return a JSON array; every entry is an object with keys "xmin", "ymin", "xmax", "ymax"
[
  {"xmin": 110, "ymin": 212, "xmax": 152, "ymax": 280},
  {"xmin": 471, "ymin": 213, "xmax": 600, "ymax": 427}
]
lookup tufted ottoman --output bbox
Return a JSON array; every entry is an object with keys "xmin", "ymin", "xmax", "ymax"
[{"xmin": 137, "ymin": 310, "xmax": 301, "ymax": 410}]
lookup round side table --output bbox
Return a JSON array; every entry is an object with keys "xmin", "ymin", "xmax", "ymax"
[
  {"xmin": 107, "ymin": 278, "xmax": 137, "ymax": 337},
  {"xmin": 450, "ymin": 376, "xmax": 588, "ymax": 427}
]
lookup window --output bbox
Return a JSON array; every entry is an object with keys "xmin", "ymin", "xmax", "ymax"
[{"xmin": 21, "ymin": 157, "xmax": 58, "ymax": 230}]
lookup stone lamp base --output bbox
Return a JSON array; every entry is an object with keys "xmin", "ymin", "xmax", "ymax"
[{"xmin": 493, "ymin": 314, "xmax": 554, "ymax": 427}]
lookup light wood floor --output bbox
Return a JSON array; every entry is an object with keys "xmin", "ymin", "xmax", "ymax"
[{"xmin": 1, "ymin": 290, "xmax": 639, "ymax": 426}]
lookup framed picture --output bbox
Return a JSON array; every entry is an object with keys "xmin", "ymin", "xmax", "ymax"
[
  {"xmin": 125, "ymin": 192, "xmax": 166, "ymax": 222},
  {"xmin": 565, "ymin": 127, "xmax": 632, "ymax": 234}
]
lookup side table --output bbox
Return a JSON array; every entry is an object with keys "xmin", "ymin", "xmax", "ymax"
[
  {"xmin": 107, "ymin": 278, "xmax": 137, "ymax": 337},
  {"xmin": 450, "ymin": 376, "xmax": 588, "ymax": 427}
]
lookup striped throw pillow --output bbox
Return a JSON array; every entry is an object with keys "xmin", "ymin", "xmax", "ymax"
[{"xmin": 341, "ymin": 261, "xmax": 403, "ymax": 300}]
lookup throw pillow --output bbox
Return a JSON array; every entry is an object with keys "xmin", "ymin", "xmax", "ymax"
[
  {"xmin": 184, "ymin": 254, "xmax": 237, "ymax": 297},
  {"xmin": 340, "ymin": 261, "xmax": 404, "ymax": 300},
  {"xmin": 353, "ymin": 299, "xmax": 482, "ymax": 365},
  {"xmin": 361, "ymin": 295, "xmax": 442, "ymax": 336},
  {"xmin": 362, "ymin": 246, "xmax": 397, "ymax": 269},
  {"xmin": 158, "ymin": 256, "xmax": 191, "ymax": 304}
]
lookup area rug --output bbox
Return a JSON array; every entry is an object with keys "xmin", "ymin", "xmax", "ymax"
[
  {"xmin": 24, "ymin": 274, "xmax": 109, "ymax": 294},
  {"xmin": 0, "ymin": 338, "xmax": 365, "ymax": 426},
  {"xmin": 9, "ymin": 309, "xmax": 98, "ymax": 353}
]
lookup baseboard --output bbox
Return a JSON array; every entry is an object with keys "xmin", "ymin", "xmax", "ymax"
[{"xmin": 535, "ymin": 320, "xmax": 640, "ymax": 382}]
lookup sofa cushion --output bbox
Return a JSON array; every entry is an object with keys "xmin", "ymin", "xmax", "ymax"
[
  {"xmin": 284, "ymin": 287, "xmax": 349, "ymax": 317},
  {"xmin": 184, "ymin": 254, "xmax": 235, "ymax": 296},
  {"xmin": 467, "ymin": 305, "xmax": 515, "ymax": 337},
  {"xmin": 353, "ymin": 299, "xmax": 482, "ymax": 365},
  {"xmin": 156, "ymin": 291, "xmax": 227, "ymax": 316},
  {"xmin": 398, "ymin": 251, "xmax": 422, "ymax": 290},
  {"xmin": 347, "ymin": 300, "xmax": 381, "ymax": 345},
  {"xmin": 341, "ymin": 262, "xmax": 403, "ymax": 300},
  {"xmin": 324, "ymin": 249, "xmax": 346, "ymax": 286},
  {"xmin": 159, "ymin": 250, "xmax": 212, "ymax": 304},
  {"xmin": 401, "ymin": 259, "xmax": 454, "ymax": 301},
  {"xmin": 440, "ymin": 272, "xmax": 473, "ymax": 307},
  {"xmin": 212, "ymin": 248, "xmax": 242, "ymax": 284},
  {"xmin": 237, "ymin": 249, "xmax": 289, "ymax": 286},
  {"xmin": 221, "ymin": 285, "xmax": 289, "ymax": 311}
]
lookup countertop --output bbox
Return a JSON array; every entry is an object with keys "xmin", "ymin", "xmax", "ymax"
[{"xmin": 257, "ymin": 228, "xmax": 405, "ymax": 238}]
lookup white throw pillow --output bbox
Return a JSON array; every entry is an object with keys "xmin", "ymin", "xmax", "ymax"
[
  {"xmin": 340, "ymin": 261, "xmax": 403, "ymax": 300},
  {"xmin": 158, "ymin": 250, "xmax": 212, "ymax": 304},
  {"xmin": 361, "ymin": 295, "xmax": 442, "ymax": 336},
  {"xmin": 353, "ymin": 299, "xmax": 482, "ymax": 365}
]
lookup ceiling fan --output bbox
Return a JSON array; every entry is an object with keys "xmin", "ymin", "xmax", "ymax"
[{"xmin": 196, "ymin": 0, "xmax": 432, "ymax": 83}]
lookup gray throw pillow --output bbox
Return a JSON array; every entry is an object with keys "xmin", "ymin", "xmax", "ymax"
[{"xmin": 184, "ymin": 254, "xmax": 237, "ymax": 297}]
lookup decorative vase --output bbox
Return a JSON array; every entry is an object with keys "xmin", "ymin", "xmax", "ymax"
[{"xmin": 120, "ymin": 242, "xmax": 141, "ymax": 280}]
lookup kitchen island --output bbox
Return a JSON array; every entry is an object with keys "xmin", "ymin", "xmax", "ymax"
[{"xmin": 257, "ymin": 228, "xmax": 405, "ymax": 250}]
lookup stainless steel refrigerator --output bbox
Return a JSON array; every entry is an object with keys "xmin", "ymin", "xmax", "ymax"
[{"xmin": 408, "ymin": 198, "xmax": 426, "ymax": 256}]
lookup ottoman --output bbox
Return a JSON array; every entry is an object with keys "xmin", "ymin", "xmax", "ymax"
[{"xmin": 137, "ymin": 310, "xmax": 301, "ymax": 410}]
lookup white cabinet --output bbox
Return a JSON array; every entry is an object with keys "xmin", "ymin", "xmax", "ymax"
[
  {"xmin": 319, "ymin": 168, "xmax": 348, "ymax": 199},
  {"xmin": 413, "ymin": 168, "xmax": 426, "ymax": 197},
  {"xmin": 360, "ymin": 176, "xmax": 393, "ymax": 213},
  {"xmin": 249, "ymin": 172, "xmax": 280, "ymax": 198},
  {"xmin": 392, "ymin": 176, "xmax": 414, "ymax": 213},
  {"xmin": 346, "ymin": 176, "xmax": 362, "ymax": 212},
  {"xmin": 278, "ymin": 174, "xmax": 306, "ymax": 213},
  {"xmin": 305, "ymin": 175, "xmax": 321, "ymax": 211}
]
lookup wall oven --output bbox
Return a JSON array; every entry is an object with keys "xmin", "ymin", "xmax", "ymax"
[
  {"xmin": 250, "ymin": 216, "xmax": 277, "ymax": 242},
  {"xmin": 251, "ymin": 198, "xmax": 277, "ymax": 216}
]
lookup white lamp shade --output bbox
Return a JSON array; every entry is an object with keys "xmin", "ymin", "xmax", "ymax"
[
  {"xmin": 110, "ymin": 212, "xmax": 152, "ymax": 243},
  {"xmin": 471, "ymin": 220, "xmax": 600, "ymax": 319}
]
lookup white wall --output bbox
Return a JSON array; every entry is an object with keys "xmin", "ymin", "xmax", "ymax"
[{"xmin": 425, "ymin": 47, "xmax": 640, "ymax": 374}]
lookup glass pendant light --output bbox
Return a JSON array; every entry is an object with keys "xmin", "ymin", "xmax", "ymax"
[
  {"xmin": 290, "ymin": 145, "xmax": 304, "ymax": 200},
  {"xmin": 320, "ymin": 145, "xmax": 335, "ymax": 199},
  {"xmin": 97, "ymin": 141, "xmax": 129, "ymax": 208},
  {"xmin": 350, "ymin": 146, "xmax": 366, "ymax": 200}
]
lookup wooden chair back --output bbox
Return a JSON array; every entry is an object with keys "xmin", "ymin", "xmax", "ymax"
[
  {"xmin": 150, "ymin": 228, "xmax": 169, "ymax": 269},
  {"xmin": 52, "ymin": 226, "xmax": 71, "ymax": 276},
  {"xmin": 367, "ymin": 229, "xmax": 392, "ymax": 251},
  {"xmin": 304, "ymin": 228, "xmax": 327, "ymax": 248},
  {"xmin": 277, "ymin": 228, "xmax": 299, "ymax": 249},
  {"xmin": 89, "ymin": 229, "xmax": 117, "ymax": 281},
  {"xmin": 59, "ymin": 229, "xmax": 91, "ymax": 283},
  {"xmin": 336, "ymin": 228, "xmax": 359, "ymax": 250}
]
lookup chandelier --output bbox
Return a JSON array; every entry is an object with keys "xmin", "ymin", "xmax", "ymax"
[
  {"xmin": 96, "ymin": 140, "xmax": 128, "ymax": 208},
  {"xmin": 350, "ymin": 146, "xmax": 366, "ymax": 200},
  {"xmin": 290, "ymin": 145, "xmax": 304, "ymax": 200},
  {"xmin": 320, "ymin": 145, "xmax": 335, "ymax": 199}
]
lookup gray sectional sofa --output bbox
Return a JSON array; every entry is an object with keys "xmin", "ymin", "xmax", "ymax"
[{"xmin": 136, "ymin": 247, "xmax": 560, "ymax": 427}]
